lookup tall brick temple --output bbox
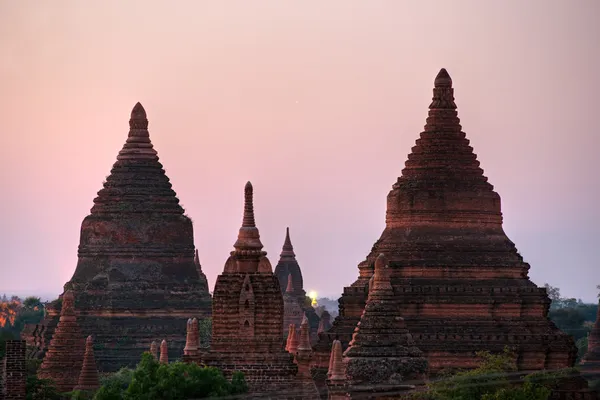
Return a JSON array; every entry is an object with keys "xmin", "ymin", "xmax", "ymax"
[
  {"xmin": 202, "ymin": 182, "xmax": 299, "ymax": 394},
  {"xmin": 314, "ymin": 68, "xmax": 577, "ymax": 377},
  {"xmin": 32, "ymin": 103, "xmax": 212, "ymax": 371}
]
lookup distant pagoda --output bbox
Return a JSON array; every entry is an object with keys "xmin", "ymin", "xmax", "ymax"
[
  {"xmin": 274, "ymin": 227, "xmax": 320, "ymax": 341},
  {"xmin": 314, "ymin": 68, "xmax": 577, "ymax": 377},
  {"xmin": 33, "ymin": 103, "xmax": 212, "ymax": 372}
]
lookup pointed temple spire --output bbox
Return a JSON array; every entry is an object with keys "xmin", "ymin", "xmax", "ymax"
[
  {"xmin": 242, "ymin": 181, "xmax": 256, "ymax": 227},
  {"xmin": 281, "ymin": 227, "xmax": 296, "ymax": 257},
  {"xmin": 232, "ymin": 181, "xmax": 265, "ymax": 255},
  {"xmin": 90, "ymin": 102, "xmax": 182, "ymax": 214},
  {"xmin": 75, "ymin": 336, "xmax": 100, "ymax": 391},
  {"xmin": 38, "ymin": 290, "xmax": 85, "ymax": 392},
  {"xmin": 328, "ymin": 340, "xmax": 345, "ymax": 381},
  {"xmin": 275, "ymin": 227, "xmax": 304, "ymax": 297},
  {"xmin": 149, "ymin": 341, "xmax": 158, "ymax": 360},
  {"xmin": 159, "ymin": 340, "xmax": 168, "ymax": 364}
]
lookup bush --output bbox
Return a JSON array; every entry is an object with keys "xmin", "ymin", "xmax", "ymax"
[
  {"xmin": 413, "ymin": 347, "xmax": 553, "ymax": 400},
  {"xmin": 93, "ymin": 352, "xmax": 248, "ymax": 400},
  {"xmin": 26, "ymin": 376, "xmax": 61, "ymax": 400}
]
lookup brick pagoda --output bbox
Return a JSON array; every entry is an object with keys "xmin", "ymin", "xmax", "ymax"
[
  {"xmin": 274, "ymin": 227, "xmax": 320, "ymax": 342},
  {"xmin": 343, "ymin": 254, "xmax": 427, "ymax": 396},
  {"xmin": 314, "ymin": 68, "xmax": 577, "ymax": 377},
  {"xmin": 201, "ymin": 182, "xmax": 298, "ymax": 394},
  {"xmin": 32, "ymin": 103, "xmax": 212, "ymax": 371},
  {"xmin": 38, "ymin": 290, "xmax": 85, "ymax": 392},
  {"xmin": 74, "ymin": 336, "xmax": 100, "ymax": 392},
  {"xmin": 581, "ymin": 301, "xmax": 600, "ymax": 379}
]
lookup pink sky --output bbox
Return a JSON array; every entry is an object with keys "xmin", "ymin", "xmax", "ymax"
[{"xmin": 0, "ymin": 1, "xmax": 599, "ymax": 301}]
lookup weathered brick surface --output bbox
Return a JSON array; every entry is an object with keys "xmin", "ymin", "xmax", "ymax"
[
  {"xmin": 1, "ymin": 354, "xmax": 5, "ymax": 400},
  {"xmin": 581, "ymin": 300, "xmax": 600, "ymax": 379},
  {"xmin": 25, "ymin": 103, "xmax": 212, "ymax": 372},
  {"xmin": 38, "ymin": 290, "xmax": 85, "ymax": 392},
  {"xmin": 343, "ymin": 254, "xmax": 427, "ymax": 395},
  {"xmin": 74, "ymin": 336, "xmax": 100, "ymax": 391},
  {"xmin": 5, "ymin": 340, "xmax": 26, "ymax": 400},
  {"xmin": 198, "ymin": 183, "xmax": 304, "ymax": 396},
  {"xmin": 315, "ymin": 68, "xmax": 576, "ymax": 379}
]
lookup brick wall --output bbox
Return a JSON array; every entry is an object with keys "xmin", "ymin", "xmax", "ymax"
[
  {"xmin": 0, "ymin": 352, "xmax": 6, "ymax": 400},
  {"xmin": 4, "ymin": 341, "xmax": 26, "ymax": 400}
]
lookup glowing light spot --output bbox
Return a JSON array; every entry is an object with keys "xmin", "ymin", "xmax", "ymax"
[{"xmin": 308, "ymin": 291, "xmax": 318, "ymax": 307}]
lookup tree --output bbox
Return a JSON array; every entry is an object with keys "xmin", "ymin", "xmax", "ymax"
[
  {"xmin": 544, "ymin": 284, "xmax": 563, "ymax": 309},
  {"xmin": 597, "ymin": 284, "xmax": 600, "ymax": 299},
  {"xmin": 94, "ymin": 352, "xmax": 248, "ymax": 400},
  {"xmin": 412, "ymin": 347, "xmax": 560, "ymax": 400},
  {"xmin": 198, "ymin": 318, "xmax": 212, "ymax": 348},
  {"xmin": 576, "ymin": 336, "xmax": 588, "ymax": 362},
  {"xmin": 548, "ymin": 307, "xmax": 588, "ymax": 341}
]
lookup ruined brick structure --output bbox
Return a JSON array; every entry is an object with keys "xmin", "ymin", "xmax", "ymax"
[
  {"xmin": 283, "ymin": 275, "xmax": 305, "ymax": 334},
  {"xmin": 30, "ymin": 103, "xmax": 212, "ymax": 371},
  {"xmin": 315, "ymin": 68, "xmax": 577, "ymax": 378},
  {"xmin": 581, "ymin": 301, "xmax": 600, "ymax": 379},
  {"xmin": 342, "ymin": 254, "xmax": 426, "ymax": 397},
  {"xmin": 201, "ymin": 182, "xmax": 300, "ymax": 394},
  {"xmin": 1, "ymin": 341, "xmax": 26, "ymax": 400},
  {"xmin": 74, "ymin": 336, "xmax": 100, "ymax": 391},
  {"xmin": 274, "ymin": 227, "xmax": 320, "ymax": 342},
  {"xmin": 38, "ymin": 290, "xmax": 85, "ymax": 392}
]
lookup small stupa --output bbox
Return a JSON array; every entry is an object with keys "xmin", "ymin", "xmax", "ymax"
[
  {"xmin": 38, "ymin": 290, "xmax": 85, "ymax": 392},
  {"xmin": 74, "ymin": 336, "xmax": 100, "ymax": 391}
]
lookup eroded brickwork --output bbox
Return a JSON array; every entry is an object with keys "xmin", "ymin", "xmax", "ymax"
[
  {"xmin": 200, "ymin": 182, "xmax": 300, "ymax": 395},
  {"xmin": 29, "ymin": 103, "xmax": 212, "ymax": 371},
  {"xmin": 5, "ymin": 341, "xmax": 26, "ymax": 400},
  {"xmin": 74, "ymin": 336, "xmax": 100, "ymax": 391},
  {"xmin": 38, "ymin": 290, "xmax": 85, "ymax": 392},
  {"xmin": 315, "ymin": 68, "xmax": 577, "ymax": 380}
]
